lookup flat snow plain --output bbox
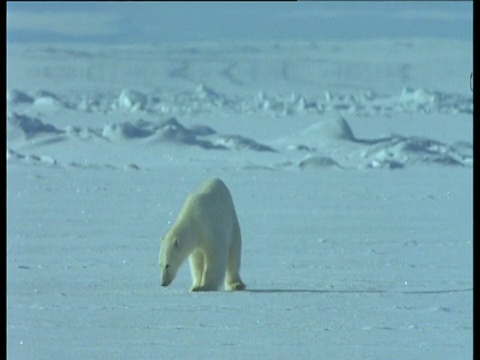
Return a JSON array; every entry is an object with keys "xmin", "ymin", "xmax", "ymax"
[{"xmin": 7, "ymin": 39, "xmax": 473, "ymax": 359}]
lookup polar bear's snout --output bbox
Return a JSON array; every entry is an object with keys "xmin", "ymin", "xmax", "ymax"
[
  {"xmin": 161, "ymin": 277, "xmax": 171, "ymax": 287},
  {"xmin": 161, "ymin": 271, "xmax": 172, "ymax": 287},
  {"xmin": 161, "ymin": 264, "xmax": 174, "ymax": 286}
]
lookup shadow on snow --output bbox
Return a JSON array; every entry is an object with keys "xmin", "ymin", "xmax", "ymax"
[{"xmin": 246, "ymin": 288, "xmax": 472, "ymax": 295}]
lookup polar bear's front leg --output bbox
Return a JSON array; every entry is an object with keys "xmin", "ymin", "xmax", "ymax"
[
  {"xmin": 190, "ymin": 255, "xmax": 226, "ymax": 292},
  {"xmin": 189, "ymin": 250, "xmax": 205, "ymax": 290}
]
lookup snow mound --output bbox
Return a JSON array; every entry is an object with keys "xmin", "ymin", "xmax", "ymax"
[
  {"xmin": 117, "ymin": 89, "xmax": 147, "ymax": 112},
  {"xmin": 301, "ymin": 115, "xmax": 356, "ymax": 142},
  {"xmin": 194, "ymin": 84, "xmax": 229, "ymax": 104},
  {"xmin": 7, "ymin": 89, "xmax": 34, "ymax": 105},
  {"xmin": 7, "ymin": 112, "xmax": 64, "ymax": 140},
  {"xmin": 244, "ymin": 91, "xmax": 320, "ymax": 116},
  {"xmin": 210, "ymin": 135, "xmax": 276, "ymax": 152},
  {"xmin": 33, "ymin": 90, "xmax": 64, "ymax": 108},
  {"xmin": 282, "ymin": 116, "xmax": 472, "ymax": 169},
  {"xmin": 362, "ymin": 136, "xmax": 473, "ymax": 168},
  {"xmin": 6, "ymin": 110, "xmax": 275, "ymax": 154},
  {"xmin": 399, "ymin": 87, "xmax": 435, "ymax": 112},
  {"xmin": 7, "ymin": 147, "xmax": 57, "ymax": 166},
  {"xmin": 102, "ymin": 119, "xmax": 155, "ymax": 141},
  {"xmin": 146, "ymin": 118, "xmax": 275, "ymax": 151},
  {"xmin": 298, "ymin": 155, "xmax": 342, "ymax": 170},
  {"xmin": 279, "ymin": 115, "xmax": 357, "ymax": 151},
  {"xmin": 147, "ymin": 118, "xmax": 203, "ymax": 145}
]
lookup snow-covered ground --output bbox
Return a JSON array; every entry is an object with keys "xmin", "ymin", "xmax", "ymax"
[{"xmin": 7, "ymin": 37, "xmax": 472, "ymax": 359}]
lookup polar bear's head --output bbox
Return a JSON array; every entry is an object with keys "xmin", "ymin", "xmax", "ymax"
[{"xmin": 159, "ymin": 236, "xmax": 183, "ymax": 287}]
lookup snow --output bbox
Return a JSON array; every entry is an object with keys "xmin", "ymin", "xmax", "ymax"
[{"xmin": 7, "ymin": 36, "xmax": 472, "ymax": 359}]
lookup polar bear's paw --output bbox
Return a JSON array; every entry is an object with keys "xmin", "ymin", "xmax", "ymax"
[
  {"xmin": 190, "ymin": 284, "xmax": 218, "ymax": 292},
  {"xmin": 225, "ymin": 281, "xmax": 246, "ymax": 291}
]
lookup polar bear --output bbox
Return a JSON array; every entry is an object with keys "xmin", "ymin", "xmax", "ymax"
[{"xmin": 159, "ymin": 178, "xmax": 246, "ymax": 292}]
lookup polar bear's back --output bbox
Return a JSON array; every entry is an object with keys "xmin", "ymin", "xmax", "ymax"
[
  {"xmin": 191, "ymin": 178, "xmax": 234, "ymax": 213},
  {"xmin": 182, "ymin": 178, "xmax": 237, "ymax": 238},
  {"xmin": 195, "ymin": 177, "xmax": 229, "ymax": 197}
]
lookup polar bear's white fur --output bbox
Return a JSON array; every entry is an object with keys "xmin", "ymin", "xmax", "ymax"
[{"xmin": 159, "ymin": 178, "xmax": 246, "ymax": 292}]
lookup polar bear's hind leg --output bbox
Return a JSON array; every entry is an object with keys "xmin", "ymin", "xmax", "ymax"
[{"xmin": 225, "ymin": 218, "xmax": 246, "ymax": 291}]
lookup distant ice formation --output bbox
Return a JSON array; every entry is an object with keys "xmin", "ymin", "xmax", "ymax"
[
  {"xmin": 6, "ymin": 85, "xmax": 473, "ymax": 117},
  {"xmin": 6, "ymin": 82, "xmax": 473, "ymax": 170},
  {"xmin": 7, "ymin": 113, "xmax": 275, "ymax": 154},
  {"xmin": 6, "ymin": 110, "xmax": 472, "ymax": 170},
  {"xmin": 277, "ymin": 114, "xmax": 472, "ymax": 169}
]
